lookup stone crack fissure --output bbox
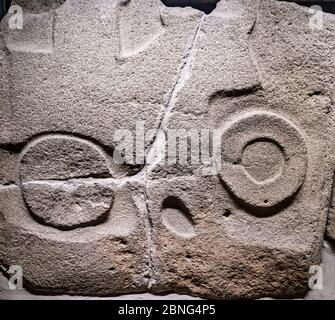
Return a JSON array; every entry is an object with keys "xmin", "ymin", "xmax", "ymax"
[
  {"xmin": 0, "ymin": 12, "xmax": 206, "ymax": 293},
  {"xmin": 0, "ymin": 182, "xmax": 18, "ymax": 189},
  {"xmin": 20, "ymin": 174, "xmax": 112, "ymax": 184},
  {"xmin": 142, "ymin": 186, "xmax": 155, "ymax": 290},
  {"xmin": 136, "ymin": 14, "xmax": 205, "ymax": 290},
  {"xmin": 161, "ymin": 14, "xmax": 205, "ymax": 129},
  {"xmin": 144, "ymin": 14, "xmax": 205, "ymax": 175}
]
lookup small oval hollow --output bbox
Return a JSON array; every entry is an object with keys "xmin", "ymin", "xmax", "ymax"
[{"xmin": 161, "ymin": 196, "xmax": 196, "ymax": 239}]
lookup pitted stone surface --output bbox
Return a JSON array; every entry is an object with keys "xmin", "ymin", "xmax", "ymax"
[
  {"xmin": 0, "ymin": 0, "xmax": 335, "ymax": 299},
  {"xmin": 20, "ymin": 135, "xmax": 112, "ymax": 181},
  {"xmin": 12, "ymin": 0, "xmax": 66, "ymax": 12},
  {"xmin": 0, "ymin": 181, "xmax": 149, "ymax": 295},
  {"xmin": 22, "ymin": 181, "xmax": 114, "ymax": 229},
  {"xmin": 147, "ymin": 0, "xmax": 335, "ymax": 298}
]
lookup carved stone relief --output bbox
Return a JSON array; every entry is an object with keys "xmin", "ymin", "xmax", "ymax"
[{"xmin": 0, "ymin": 0, "xmax": 335, "ymax": 299}]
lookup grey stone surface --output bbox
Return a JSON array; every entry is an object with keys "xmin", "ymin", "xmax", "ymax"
[
  {"xmin": 147, "ymin": 0, "xmax": 335, "ymax": 298},
  {"xmin": 0, "ymin": 271, "xmax": 201, "ymax": 299},
  {"xmin": 1, "ymin": 242, "xmax": 335, "ymax": 300},
  {"xmin": 0, "ymin": 0, "xmax": 335, "ymax": 299}
]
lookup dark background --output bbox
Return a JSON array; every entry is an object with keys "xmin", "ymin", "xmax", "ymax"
[
  {"xmin": 162, "ymin": 1, "xmax": 335, "ymax": 14},
  {"xmin": 0, "ymin": 1, "xmax": 334, "ymax": 22},
  {"xmin": 0, "ymin": 0, "xmax": 10, "ymax": 20}
]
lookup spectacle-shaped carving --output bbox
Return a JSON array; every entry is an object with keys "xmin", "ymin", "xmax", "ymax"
[{"xmin": 19, "ymin": 134, "xmax": 114, "ymax": 230}]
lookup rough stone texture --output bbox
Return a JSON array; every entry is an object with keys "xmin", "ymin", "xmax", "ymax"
[
  {"xmin": 13, "ymin": 1, "xmax": 66, "ymax": 13},
  {"xmin": 147, "ymin": 0, "xmax": 335, "ymax": 299},
  {"xmin": 22, "ymin": 181, "xmax": 114, "ymax": 229},
  {"xmin": 0, "ymin": 0, "xmax": 335, "ymax": 299},
  {"xmin": 1, "ymin": 242, "xmax": 335, "ymax": 300}
]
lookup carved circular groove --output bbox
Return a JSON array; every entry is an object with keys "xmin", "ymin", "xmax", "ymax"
[
  {"xmin": 19, "ymin": 134, "xmax": 113, "ymax": 230},
  {"xmin": 218, "ymin": 111, "xmax": 307, "ymax": 209}
]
